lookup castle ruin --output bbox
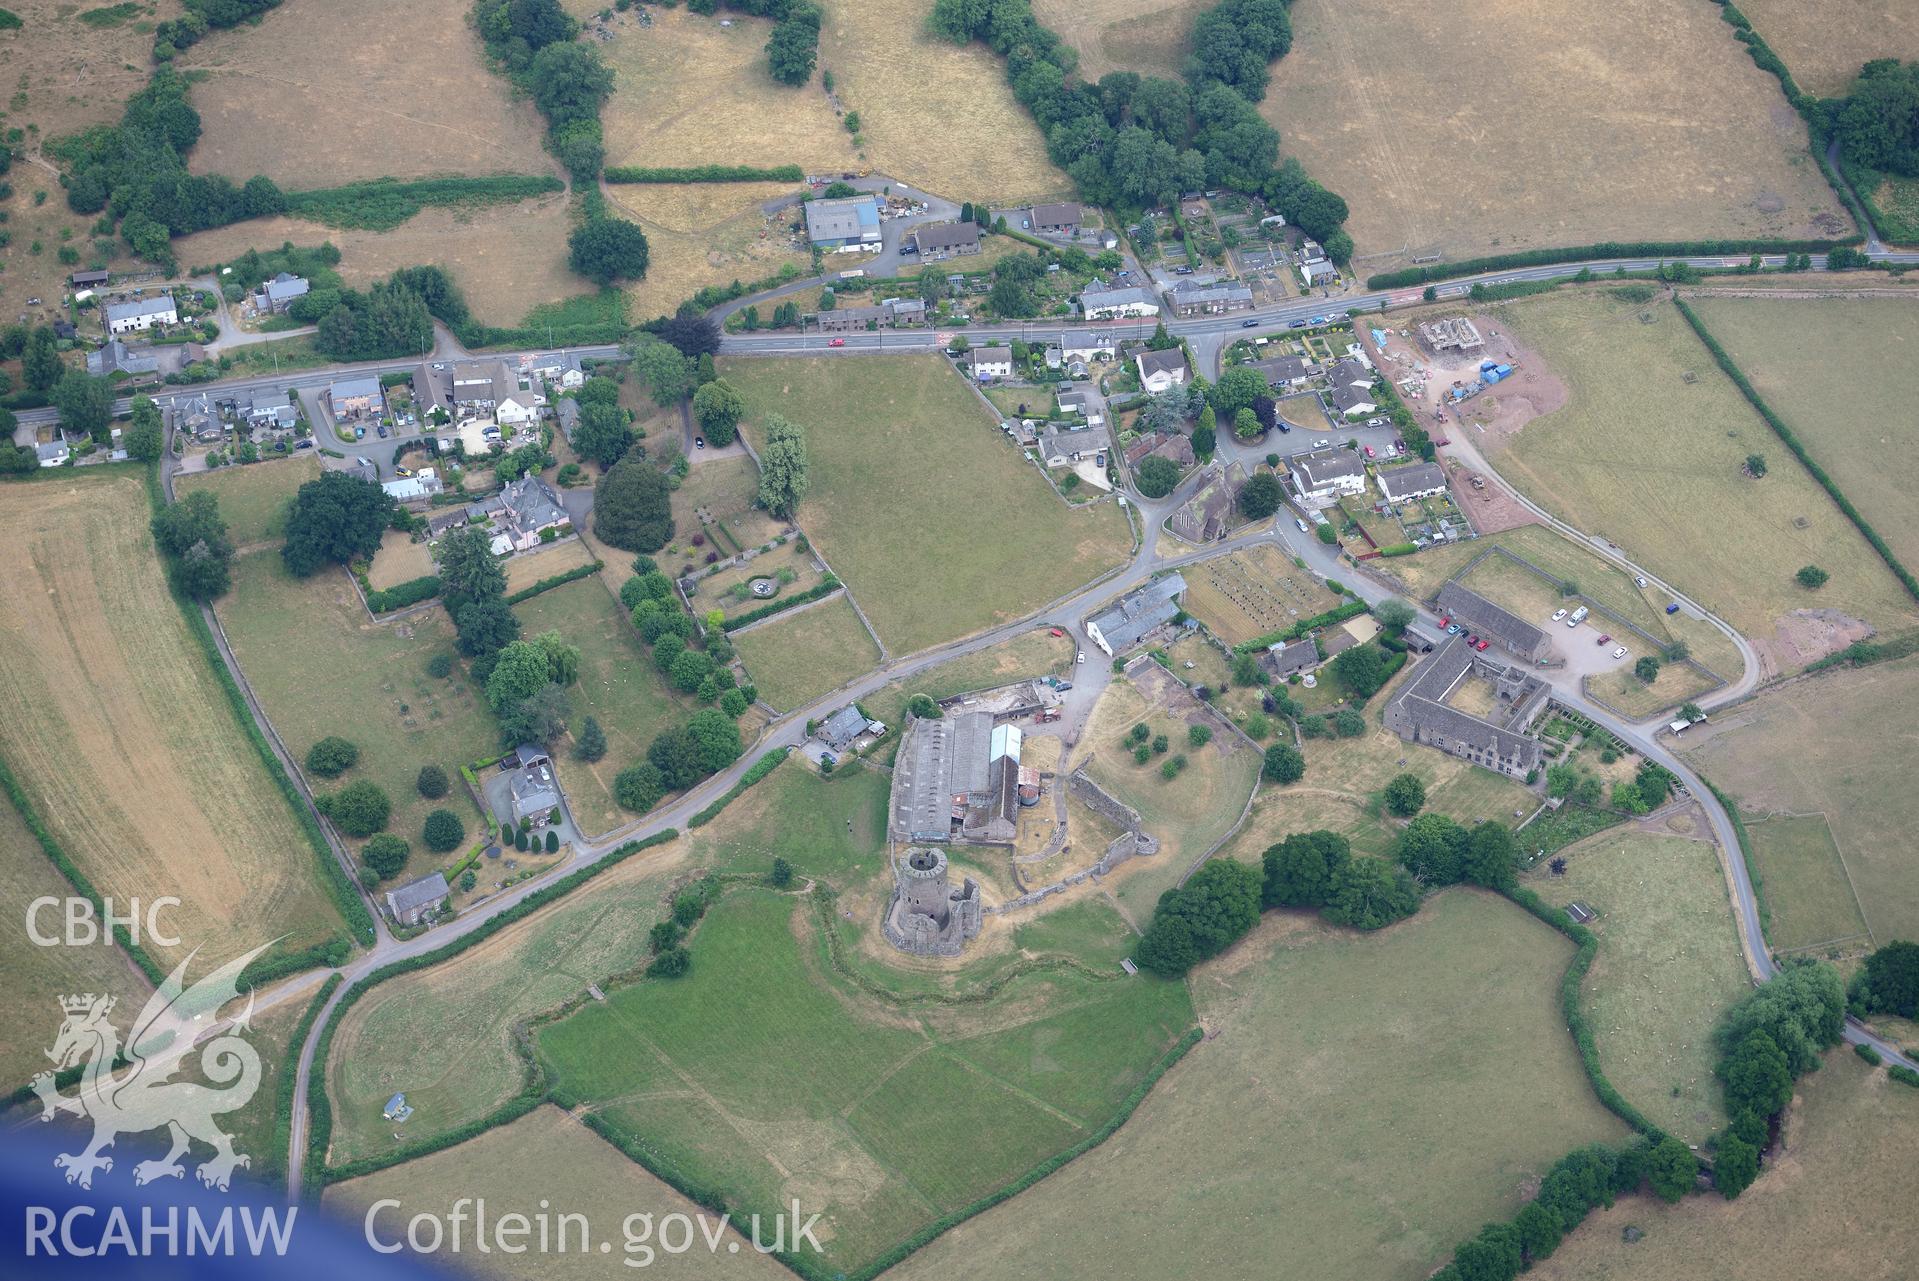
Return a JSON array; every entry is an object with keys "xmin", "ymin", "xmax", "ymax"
[{"xmin": 883, "ymin": 847, "xmax": 982, "ymax": 957}]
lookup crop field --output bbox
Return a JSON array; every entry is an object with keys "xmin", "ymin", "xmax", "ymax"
[
  {"xmin": 816, "ymin": 0, "xmax": 1073, "ymax": 202},
  {"xmin": 535, "ymin": 885, "xmax": 1195, "ymax": 1278},
  {"xmin": 324, "ymin": 850, "xmax": 687, "ymax": 1164},
  {"xmin": 732, "ymin": 595, "xmax": 880, "ymax": 713},
  {"xmin": 175, "ymin": 456, "xmax": 321, "ymax": 549},
  {"xmin": 1679, "ymin": 654, "xmax": 1919, "ymax": 945},
  {"xmin": 180, "ymin": 0, "xmax": 554, "ymax": 186},
  {"xmin": 1181, "ymin": 543, "xmax": 1343, "ymax": 646},
  {"xmin": 514, "ymin": 579, "xmax": 691, "ymax": 838},
  {"xmin": 216, "ymin": 550, "xmax": 495, "ymax": 860},
  {"xmin": 1688, "ymin": 295, "xmax": 1919, "ymax": 571},
  {"xmin": 1529, "ymin": 1052, "xmax": 1919, "ymax": 1281},
  {"xmin": 1522, "ymin": 830, "xmax": 1750, "ymax": 1142},
  {"xmin": 601, "ymin": 180, "xmax": 811, "ymax": 322},
  {"xmin": 1494, "ymin": 292, "xmax": 1919, "ymax": 673},
  {"xmin": 1741, "ymin": 814, "xmax": 1870, "ymax": 954},
  {"xmin": 894, "ymin": 890, "xmax": 1626, "ymax": 1281},
  {"xmin": 1079, "ymin": 673, "xmax": 1264, "ymax": 918},
  {"xmin": 0, "ymin": 474, "xmax": 346, "ymax": 968},
  {"xmin": 0, "ymin": 798, "xmax": 154, "ymax": 1097},
  {"xmin": 1732, "ymin": 0, "xmax": 1919, "ymax": 96},
  {"xmin": 723, "ymin": 357, "xmax": 1130, "ymax": 654},
  {"xmin": 1261, "ymin": 0, "xmax": 1846, "ymax": 272},
  {"xmin": 325, "ymin": 1105, "xmax": 787, "ymax": 1280},
  {"xmin": 1030, "ymin": 0, "xmax": 1211, "ymax": 79},
  {"xmin": 173, "ymin": 191, "xmax": 579, "ymax": 327}
]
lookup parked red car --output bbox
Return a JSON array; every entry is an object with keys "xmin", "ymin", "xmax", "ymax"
[
  {"xmin": 1596, "ymin": 634, "xmax": 1612, "ymax": 646},
  {"xmin": 1475, "ymin": 638, "xmax": 1490, "ymax": 651}
]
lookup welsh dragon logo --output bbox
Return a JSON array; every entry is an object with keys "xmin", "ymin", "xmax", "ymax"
[{"xmin": 31, "ymin": 944, "xmax": 270, "ymax": 1191}]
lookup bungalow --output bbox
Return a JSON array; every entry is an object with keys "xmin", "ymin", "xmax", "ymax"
[
  {"xmin": 1327, "ymin": 356, "xmax": 1374, "ymax": 388},
  {"xmin": 329, "ymin": 375, "xmax": 384, "ymax": 420},
  {"xmin": 910, "ymin": 221, "xmax": 981, "ymax": 258},
  {"xmin": 86, "ymin": 338, "xmax": 161, "ymax": 378},
  {"xmin": 496, "ymin": 473, "xmax": 570, "ymax": 550},
  {"xmin": 1329, "ymin": 383, "xmax": 1379, "ymax": 418},
  {"xmin": 1085, "ymin": 573, "xmax": 1186, "ymax": 656},
  {"xmin": 1376, "ymin": 461, "xmax": 1449, "ymax": 507},
  {"xmin": 804, "ymin": 194, "xmax": 882, "ymax": 247},
  {"xmin": 1136, "ymin": 348, "xmax": 1189, "ymax": 394},
  {"xmin": 36, "ymin": 439, "xmax": 69, "ymax": 468},
  {"xmin": 1079, "ymin": 285, "xmax": 1159, "ymax": 320},
  {"xmin": 1261, "ymin": 637, "xmax": 1320, "ymax": 680},
  {"xmin": 1058, "ymin": 330, "xmax": 1118, "ymax": 362},
  {"xmin": 382, "ymin": 467, "xmax": 445, "ymax": 503},
  {"xmin": 964, "ymin": 347, "xmax": 1017, "ymax": 380},
  {"xmin": 1166, "ymin": 279, "xmax": 1254, "ymax": 317},
  {"xmin": 1031, "ymin": 202, "xmax": 1081, "ymax": 236},
  {"xmin": 1039, "ymin": 420, "xmax": 1102, "ymax": 465},
  {"xmin": 252, "ymin": 272, "xmax": 310, "ymax": 315},
  {"xmin": 104, "ymin": 293, "xmax": 178, "ymax": 336},
  {"xmin": 385, "ymin": 872, "xmax": 450, "ymax": 927},
  {"xmin": 1252, "ymin": 354, "xmax": 1311, "ymax": 390},
  {"xmin": 1290, "ymin": 447, "xmax": 1368, "ymax": 507}
]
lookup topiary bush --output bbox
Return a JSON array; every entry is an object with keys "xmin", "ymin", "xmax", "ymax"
[
  {"xmin": 416, "ymin": 764, "xmax": 449, "ymax": 799},
  {"xmin": 305, "ymin": 736, "xmax": 360, "ymax": 778},
  {"xmin": 362, "ymin": 833, "xmax": 409, "ymax": 880},
  {"xmin": 422, "ymin": 809, "xmax": 465, "ymax": 853}
]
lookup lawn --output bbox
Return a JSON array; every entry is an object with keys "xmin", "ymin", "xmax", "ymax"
[
  {"xmin": 1679, "ymin": 651, "xmax": 1919, "ymax": 946},
  {"xmin": 893, "ymin": 890, "xmax": 1627, "ymax": 1281},
  {"xmin": 216, "ymin": 549, "xmax": 495, "ymax": 875},
  {"xmin": 696, "ymin": 540, "xmax": 828, "ymax": 621},
  {"xmin": 179, "ymin": 0, "xmax": 554, "ymax": 186},
  {"xmin": 502, "ymin": 538, "xmax": 596, "ymax": 595},
  {"xmin": 1522, "ymin": 830, "xmax": 1751, "ymax": 1142},
  {"xmin": 731, "ymin": 595, "xmax": 881, "ymax": 713},
  {"xmin": 671, "ymin": 454, "xmax": 791, "ymax": 556},
  {"xmin": 1688, "ymin": 295, "xmax": 1919, "ymax": 572},
  {"xmin": 324, "ymin": 1105, "xmax": 788, "ymax": 1279},
  {"xmin": 1528, "ymin": 1052, "xmax": 1919, "ymax": 1281},
  {"xmin": 0, "ymin": 474, "xmax": 347, "ymax": 969},
  {"xmin": 723, "ymin": 356, "xmax": 1131, "ymax": 654},
  {"xmin": 1742, "ymin": 814, "xmax": 1872, "ymax": 954},
  {"xmin": 1261, "ymin": 0, "xmax": 1846, "ymax": 272},
  {"xmin": 1495, "ymin": 292, "xmax": 1919, "ymax": 673},
  {"xmin": 1586, "ymin": 663, "xmax": 1726, "ymax": 721},
  {"xmin": 365, "ymin": 530, "xmax": 435, "ymax": 591},
  {"xmin": 535, "ymin": 885, "xmax": 1195, "ymax": 1278},
  {"xmin": 1731, "ymin": 0, "xmax": 1919, "ymax": 95},
  {"xmin": 324, "ymin": 850, "xmax": 686, "ymax": 1164},
  {"xmin": 513, "ymin": 578, "xmax": 693, "ymax": 838},
  {"xmin": 174, "ymin": 455, "xmax": 321, "ymax": 549}
]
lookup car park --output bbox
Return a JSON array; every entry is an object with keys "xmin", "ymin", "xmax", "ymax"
[
  {"xmin": 1474, "ymin": 638, "xmax": 1490, "ymax": 651},
  {"xmin": 1446, "ymin": 623, "xmax": 1462, "ymax": 635},
  {"xmin": 1363, "ymin": 445, "xmax": 1375, "ymax": 458}
]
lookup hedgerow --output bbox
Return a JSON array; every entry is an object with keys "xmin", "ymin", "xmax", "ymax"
[
  {"xmin": 1232, "ymin": 600, "xmax": 1370, "ymax": 655},
  {"xmin": 604, "ymin": 164, "xmax": 804, "ymax": 184},
  {"xmin": 719, "ymin": 576, "xmax": 841, "ymax": 631},
  {"xmin": 503, "ymin": 560, "xmax": 603, "ymax": 606},
  {"xmin": 364, "ymin": 574, "xmax": 441, "ymax": 613},
  {"xmin": 687, "ymin": 749, "xmax": 789, "ymax": 828},
  {"xmin": 282, "ymin": 175, "xmax": 564, "ymax": 231},
  {"xmin": 1368, "ymin": 234, "xmax": 1862, "ymax": 290}
]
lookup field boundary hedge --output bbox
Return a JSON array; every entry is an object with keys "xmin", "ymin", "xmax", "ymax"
[
  {"xmin": 687, "ymin": 748, "xmax": 789, "ymax": 828},
  {"xmin": 1233, "ymin": 599, "xmax": 1370, "ymax": 655},
  {"xmin": 1368, "ymin": 234, "xmax": 1863, "ymax": 290},
  {"xmin": 503, "ymin": 558, "xmax": 603, "ymax": 606},
  {"xmin": 1674, "ymin": 299, "xmax": 1919, "ymax": 606},
  {"xmin": 303, "ymin": 829, "xmax": 680, "ymax": 1194},
  {"xmin": 604, "ymin": 164, "xmax": 803, "ymax": 184},
  {"xmin": 364, "ymin": 573, "xmax": 441, "ymax": 613},
  {"xmin": 1702, "ymin": 778, "xmax": 1774, "ymax": 949},
  {"xmin": 720, "ymin": 577, "xmax": 842, "ymax": 631},
  {"xmin": 282, "ymin": 175, "xmax": 565, "ymax": 232}
]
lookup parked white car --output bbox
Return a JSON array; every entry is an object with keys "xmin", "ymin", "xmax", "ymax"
[
  {"xmin": 1076, "ymin": 651, "xmax": 1087, "ymax": 665},
  {"xmin": 1551, "ymin": 608, "xmax": 1569, "ymax": 622},
  {"xmin": 1612, "ymin": 646, "xmax": 1628, "ymax": 660}
]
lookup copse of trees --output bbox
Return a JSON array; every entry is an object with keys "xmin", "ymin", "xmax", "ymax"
[
  {"xmin": 282, "ymin": 470, "xmax": 396, "ymax": 577},
  {"xmin": 1850, "ymin": 939, "xmax": 1919, "ymax": 1019},
  {"xmin": 150, "ymin": 489, "xmax": 236, "ymax": 602},
  {"xmin": 1830, "ymin": 58, "xmax": 1919, "ymax": 178}
]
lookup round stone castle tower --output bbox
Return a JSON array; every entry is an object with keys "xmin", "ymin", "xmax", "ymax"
[
  {"xmin": 884, "ymin": 847, "xmax": 982, "ymax": 957},
  {"xmin": 898, "ymin": 848, "xmax": 953, "ymax": 926}
]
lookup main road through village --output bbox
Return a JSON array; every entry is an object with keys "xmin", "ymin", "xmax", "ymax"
[{"xmin": 59, "ymin": 246, "xmax": 1914, "ymax": 1193}]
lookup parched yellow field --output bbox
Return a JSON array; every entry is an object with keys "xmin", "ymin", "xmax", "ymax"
[
  {"xmin": 601, "ymin": 181, "xmax": 810, "ymax": 322},
  {"xmin": 1264, "ymin": 0, "xmax": 1848, "ymax": 271},
  {"xmin": 0, "ymin": 474, "xmax": 346, "ymax": 967},
  {"xmin": 175, "ymin": 456, "xmax": 322, "ymax": 550},
  {"xmin": 172, "ymin": 193, "xmax": 578, "ymax": 327},
  {"xmin": 817, "ymin": 0, "xmax": 1073, "ymax": 202},
  {"xmin": 366, "ymin": 530, "xmax": 437, "ymax": 591},
  {"xmin": 502, "ymin": 538, "xmax": 595, "ymax": 595},
  {"xmin": 180, "ymin": 0, "xmax": 555, "ymax": 185},
  {"xmin": 731, "ymin": 594, "xmax": 881, "ymax": 713},
  {"xmin": 1029, "ymin": 0, "xmax": 1211, "ymax": 79},
  {"xmin": 1733, "ymin": 0, "xmax": 1919, "ymax": 96},
  {"xmin": 326, "ymin": 1105, "xmax": 786, "ymax": 1279}
]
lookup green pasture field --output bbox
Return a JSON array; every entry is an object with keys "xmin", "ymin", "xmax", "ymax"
[
  {"xmin": 722, "ymin": 356, "xmax": 1131, "ymax": 654},
  {"xmin": 730, "ymin": 594, "xmax": 881, "ymax": 713},
  {"xmin": 893, "ymin": 889, "xmax": 1626, "ymax": 1281},
  {"xmin": 174, "ymin": 455, "xmax": 322, "ymax": 549},
  {"xmin": 535, "ymin": 886, "xmax": 1194, "ymax": 1278},
  {"xmin": 1522, "ymin": 830, "xmax": 1750, "ymax": 1142},
  {"xmin": 1742, "ymin": 814, "xmax": 1872, "ymax": 954},
  {"xmin": 215, "ymin": 549, "xmax": 495, "ymax": 866},
  {"xmin": 1495, "ymin": 292, "xmax": 1919, "ymax": 671}
]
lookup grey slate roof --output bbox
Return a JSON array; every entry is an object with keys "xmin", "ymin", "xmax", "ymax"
[
  {"xmin": 1263, "ymin": 637, "xmax": 1320, "ymax": 678},
  {"xmin": 912, "ymin": 221, "xmax": 980, "ymax": 253},
  {"xmin": 1167, "ymin": 280, "xmax": 1254, "ymax": 309},
  {"xmin": 329, "ymin": 375, "xmax": 383, "ymax": 403},
  {"xmin": 1330, "ymin": 383, "xmax": 1378, "ymax": 413},
  {"xmin": 385, "ymin": 872, "xmax": 450, "ymax": 920},
  {"xmin": 1434, "ymin": 582, "xmax": 1547, "ymax": 659},
  {"xmin": 819, "ymin": 705, "xmax": 870, "ymax": 751},
  {"xmin": 1088, "ymin": 573, "xmax": 1186, "ymax": 654},
  {"xmin": 1080, "ymin": 285, "xmax": 1159, "ymax": 314},
  {"xmin": 804, "ymin": 195, "xmax": 880, "ymax": 243},
  {"xmin": 86, "ymin": 338, "xmax": 160, "ymax": 377},
  {"xmin": 1292, "ymin": 448, "xmax": 1366, "ymax": 489},
  {"xmin": 1384, "ymin": 637, "xmax": 1543, "ymax": 774},
  {"xmin": 1253, "ymin": 355, "xmax": 1311, "ymax": 384},
  {"xmin": 511, "ymin": 759, "xmax": 562, "ymax": 820},
  {"xmin": 1328, "ymin": 357, "xmax": 1373, "ymax": 387},
  {"xmin": 262, "ymin": 273, "xmax": 309, "ymax": 308},
  {"xmin": 1032, "ymin": 202, "xmax": 1081, "ymax": 227},
  {"xmin": 1376, "ymin": 461, "xmax": 1448, "ymax": 503},
  {"xmin": 1059, "ymin": 329, "xmax": 1116, "ymax": 354},
  {"xmin": 1136, "ymin": 348, "xmax": 1188, "ymax": 381},
  {"xmin": 501, "ymin": 474, "xmax": 567, "ymax": 532},
  {"xmin": 104, "ymin": 293, "xmax": 176, "ymax": 325}
]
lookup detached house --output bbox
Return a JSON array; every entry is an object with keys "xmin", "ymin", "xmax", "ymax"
[
  {"xmin": 1376, "ymin": 461, "xmax": 1449, "ymax": 507},
  {"xmin": 1289, "ymin": 448, "xmax": 1368, "ymax": 507},
  {"xmin": 1329, "ymin": 383, "xmax": 1379, "ymax": 418},
  {"xmin": 495, "ymin": 392, "xmax": 542, "ymax": 431},
  {"xmin": 1252, "ymin": 354, "xmax": 1312, "ymax": 390},
  {"xmin": 1135, "ymin": 348, "xmax": 1189, "ymax": 394},
  {"xmin": 1031, "ymin": 202, "xmax": 1082, "ymax": 236},
  {"xmin": 252, "ymin": 272, "xmax": 310, "ymax": 315},
  {"xmin": 1059, "ymin": 330, "xmax": 1117, "ymax": 362},
  {"xmin": 104, "ymin": 293, "xmax": 177, "ymax": 336},
  {"xmin": 963, "ymin": 347, "xmax": 1017, "ymax": 380},
  {"xmin": 1085, "ymin": 574, "xmax": 1186, "ymax": 656},
  {"xmin": 1079, "ymin": 285, "xmax": 1159, "ymax": 320},
  {"xmin": 910, "ymin": 221, "xmax": 981, "ymax": 258},
  {"xmin": 494, "ymin": 474, "xmax": 570, "ymax": 551}
]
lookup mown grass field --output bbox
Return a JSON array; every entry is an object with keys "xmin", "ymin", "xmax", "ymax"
[
  {"xmin": 0, "ymin": 474, "xmax": 346, "ymax": 967},
  {"xmin": 180, "ymin": 0, "xmax": 555, "ymax": 186},
  {"xmin": 1261, "ymin": 0, "xmax": 1846, "ymax": 272},
  {"xmin": 324, "ymin": 851, "xmax": 686, "ymax": 1165},
  {"xmin": 1742, "ymin": 813, "xmax": 1871, "ymax": 954},
  {"xmin": 731, "ymin": 594, "xmax": 880, "ymax": 713},
  {"xmin": 536, "ymin": 885, "xmax": 1194, "ymax": 1278},
  {"xmin": 325, "ymin": 1104, "xmax": 788, "ymax": 1279},
  {"xmin": 216, "ymin": 549, "xmax": 495, "ymax": 870},
  {"xmin": 514, "ymin": 578, "xmax": 692, "ymax": 838},
  {"xmin": 1731, "ymin": 0, "xmax": 1919, "ymax": 96},
  {"xmin": 0, "ymin": 797, "xmax": 154, "ymax": 1096},
  {"xmin": 894, "ymin": 890, "xmax": 1626, "ymax": 1281},
  {"xmin": 1680, "ymin": 653, "xmax": 1919, "ymax": 946},
  {"xmin": 602, "ymin": 180, "xmax": 812, "ymax": 324},
  {"xmin": 672, "ymin": 454, "xmax": 791, "ymax": 555},
  {"xmin": 1688, "ymin": 295, "xmax": 1919, "ymax": 572},
  {"xmin": 175, "ymin": 456, "xmax": 321, "ymax": 549},
  {"xmin": 1495, "ymin": 292, "xmax": 1919, "ymax": 673},
  {"xmin": 723, "ymin": 356, "xmax": 1131, "ymax": 654},
  {"xmin": 1529, "ymin": 1052, "xmax": 1919, "ymax": 1281},
  {"xmin": 1522, "ymin": 830, "xmax": 1750, "ymax": 1142}
]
